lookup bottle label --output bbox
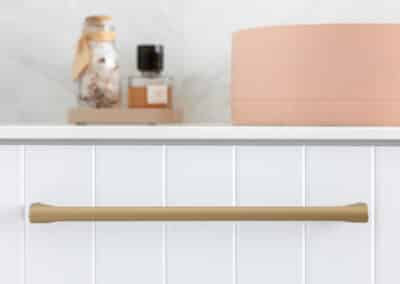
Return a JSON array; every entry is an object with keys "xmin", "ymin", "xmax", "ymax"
[{"xmin": 147, "ymin": 85, "xmax": 168, "ymax": 104}]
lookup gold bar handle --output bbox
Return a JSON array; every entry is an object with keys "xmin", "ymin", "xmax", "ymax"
[{"xmin": 29, "ymin": 202, "xmax": 368, "ymax": 223}]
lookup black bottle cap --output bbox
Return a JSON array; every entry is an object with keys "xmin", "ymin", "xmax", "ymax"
[{"xmin": 137, "ymin": 45, "xmax": 164, "ymax": 72}]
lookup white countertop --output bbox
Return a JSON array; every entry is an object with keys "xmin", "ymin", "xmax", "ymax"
[{"xmin": 1, "ymin": 125, "xmax": 400, "ymax": 141}]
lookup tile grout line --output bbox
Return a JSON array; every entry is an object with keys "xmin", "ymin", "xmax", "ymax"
[
  {"xmin": 92, "ymin": 145, "xmax": 96, "ymax": 284},
  {"xmin": 232, "ymin": 146, "xmax": 238, "ymax": 284},
  {"xmin": 371, "ymin": 146, "xmax": 376, "ymax": 284},
  {"xmin": 162, "ymin": 145, "xmax": 168, "ymax": 284},
  {"xmin": 301, "ymin": 145, "xmax": 308, "ymax": 284},
  {"xmin": 21, "ymin": 145, "xmax": 27, "ymax": 284}
]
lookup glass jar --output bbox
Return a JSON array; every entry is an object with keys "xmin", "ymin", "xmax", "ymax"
[{"xmin": 76, "ymin": 16, "xmax": 121, "ymax": 108}]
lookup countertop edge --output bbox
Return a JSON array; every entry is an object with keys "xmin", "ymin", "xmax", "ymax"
[{"xmin": 1, "ymin": 125, "xmax": 400, "ymax": 141}]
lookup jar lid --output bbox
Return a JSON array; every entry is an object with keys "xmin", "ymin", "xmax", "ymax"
[
  {"xmin": 85, "ymin": 15, "xmax": 113, "ymax": 24},
  {"xmin": 137, "ymin": 45, "xmax": 164, "ymax": 72}
]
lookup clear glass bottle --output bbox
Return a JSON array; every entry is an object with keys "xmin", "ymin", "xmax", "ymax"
[
  {"xmin": 128, "ymin": 45, "xmax": 173, "ymax": 108},
  {"xmin": 77, "ymin": 15, "xmax": 121, "ymax": 108}
]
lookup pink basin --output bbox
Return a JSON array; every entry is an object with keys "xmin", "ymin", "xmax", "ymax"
[{"xmin": 231, "ymin": 24, "xmax": 400, "ymax": 125}]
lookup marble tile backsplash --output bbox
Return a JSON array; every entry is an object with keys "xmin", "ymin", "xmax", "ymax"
[{"xmin": 2, "ymin": 0, "xmax": 400, "ymax": 123}]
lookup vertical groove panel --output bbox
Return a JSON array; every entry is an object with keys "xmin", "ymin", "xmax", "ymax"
[
  {"xmin": 237, "ymin": 146, "xmax": 303, "ymax": 284},
  {"xmin": 0, "ymin": 146, "xmax": 22, "ymax": 284},
  {"xmin": 302, "ymin": 145, "xmax": 308, "ymax": 284},
  {"xmin": 375, "ymin": 147, "xmax": 400, "ymax": 284},
  {"xmin": 92, "ymin": 146, "xmax": 96, "ymax": 284},
  {"xmin": 25, "ymin": 146, "xmax": 93, "ymax": 284},
  {"xmin": 95, "ymin": 146, "xmax": 163, "ymax": 284},
  {"xmin": 370, "ymin": 147, "xmax": 376, "ymax": 284},
  {"xmin": 232, "ymin": 146, "xmax": 237, "ymax": 284},
  {"xmin": 21, "ymin": 146, "xmax": 27, "ymax": 284},
  {"xmin": 162, "ymin": 145, "xmax": 168, "ymax": 284},
  {"xmin": 167, "ymin": 146, "xmax": 233, "ymax": 284},
  {"xmin": 307, "ymin": 146, "xmax": 371, "ymax": 284}
]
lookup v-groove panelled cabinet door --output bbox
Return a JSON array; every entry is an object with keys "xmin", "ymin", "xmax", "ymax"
[{"xmin": 1, "ymin": 126, "xmax": 399, "ymax": 284}]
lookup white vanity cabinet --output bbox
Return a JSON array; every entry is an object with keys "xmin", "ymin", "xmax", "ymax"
[{"xmin": 1, "ymin": 126, "xmax": 400, "ymax": 284}]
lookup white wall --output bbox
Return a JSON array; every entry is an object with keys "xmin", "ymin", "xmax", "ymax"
[{"xmin": 2, "ymin": 0, "xmax": 400, "ymax": 123}]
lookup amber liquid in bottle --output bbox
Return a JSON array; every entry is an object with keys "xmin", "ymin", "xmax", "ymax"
[{"xmin": 128, "ymin": 74, "xmax": 173, "ymax": 109}]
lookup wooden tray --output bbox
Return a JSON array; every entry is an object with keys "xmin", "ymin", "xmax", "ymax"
[{"xmin": 68, "ymin": 108, "xmax": 183, "ymax": 125}]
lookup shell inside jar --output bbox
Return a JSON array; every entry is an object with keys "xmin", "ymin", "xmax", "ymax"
[{"xmin": 79, "ymin": 42, "xmax": 121, "ymax": 108}]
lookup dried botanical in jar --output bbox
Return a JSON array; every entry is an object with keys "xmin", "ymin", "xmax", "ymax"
[{"xmin": 73, "ymin": 15, "xmax": 121, "ymax": 108}]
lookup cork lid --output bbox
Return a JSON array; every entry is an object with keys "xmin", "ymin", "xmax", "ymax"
[{"xmin": 85, "ymin": 15, "xmax": 113, "ymax": 24}]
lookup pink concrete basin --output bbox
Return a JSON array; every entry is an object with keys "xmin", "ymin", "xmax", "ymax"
[{"xmin": 231, "ymin": 24, "xmax": 400, "ymax": 125}]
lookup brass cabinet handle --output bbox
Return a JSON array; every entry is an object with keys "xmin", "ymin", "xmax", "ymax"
[{"xmin": 29, "ymin": 202, "xmax": 368, "ymax": 223}]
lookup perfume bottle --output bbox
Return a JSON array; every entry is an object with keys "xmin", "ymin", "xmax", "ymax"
[{"xmin": 128, "ymin": 45, "xmax": 173, "ymax": 109}]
